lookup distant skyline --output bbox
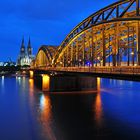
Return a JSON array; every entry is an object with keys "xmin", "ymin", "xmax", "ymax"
[{"xmin": 0, "ymin": 0, "xmax": 117, "ymax": 61}]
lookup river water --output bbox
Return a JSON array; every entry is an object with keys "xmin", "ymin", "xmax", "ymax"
[{"xmin": 0, "ymin": 76, "xmax": 140, "ymax": 140}]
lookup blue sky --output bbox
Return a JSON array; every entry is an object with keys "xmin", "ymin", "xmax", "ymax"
[{"xmin": 0, "ymin": 0, "xmax": 117, "ymax": 61}]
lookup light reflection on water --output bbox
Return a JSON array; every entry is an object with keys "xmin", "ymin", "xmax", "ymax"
[
  {"xmin": 1, "ymin": 76, "xmax": 4, "ymax": 87},
  {"xmin": 94, "ymin": 77, "xmax": 103, "ymax": 127},
  {"xmin": 29, "ymin": 79, "xmax": 34, "ymax": 95},
  {"xmin": 0, "ymin": 76, "xmax": 140, "ymax": 139},
  {"xmin": 39, "ymin": 94, "xmax": 56, "ymax": 140},
  {"xmin": 1, "ymin": 76, "xmax": 5, "ymax": 93},
  {"xmin": 95, "ymin": 92, "xmax": 103, "ymax": 126}
]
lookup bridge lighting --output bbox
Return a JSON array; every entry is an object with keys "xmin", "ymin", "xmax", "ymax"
[
  {"xmin": 34, "ymin": 0, "xmax": 140, "ymax": 68},
  {"xmin": 42, "ymin": 74, "xmax": 50, "ymax": 91},
  {"xmin": 97, "ymin": 57, "xmax": 100, "ymax": 60},
  {"xmin": 86, "ymin": 62, "xmax": 91, "ymax": 66},
  {"xmin": 29, "ymin": 71, "xmax": 34, "ymax": 79}
]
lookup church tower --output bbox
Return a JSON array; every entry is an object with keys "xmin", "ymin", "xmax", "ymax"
[
  {"xmin": 20, "ymin": 37, "xmax": 25, "ymax": 56},
  {"xmin": 27, "ymin": 37, "xmax": 32, "ymax": 56},
  {"xmin": 17, "ymin": 37, "xmax": 35, "ymax": 66}
]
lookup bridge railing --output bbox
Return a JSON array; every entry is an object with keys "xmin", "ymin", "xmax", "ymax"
[{"xmin": 34, "ymin": 66, "xmax": 140, "ymax": 75}]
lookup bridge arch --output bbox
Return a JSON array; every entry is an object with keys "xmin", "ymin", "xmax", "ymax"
[
  {"xmin": 52, "ymin": 0, "xmax": 140, "ymax": 67},
  {"xmin": 35, "ymin": 45, "xmax": 57, "ymax": 68}
]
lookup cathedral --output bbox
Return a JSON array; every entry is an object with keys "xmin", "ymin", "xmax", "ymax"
[{"xmin": 17, "ymin": 38, "xmax": 35, "ymax": 66}]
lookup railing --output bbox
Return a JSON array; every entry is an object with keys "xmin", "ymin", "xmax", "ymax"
[{"xmin": 33, "ymin": 66, "xmax": 140, "ymax": 75}]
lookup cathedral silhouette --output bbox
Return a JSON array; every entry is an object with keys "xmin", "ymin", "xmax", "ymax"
[{"xmin": 17, "ymin": 37, "xmax": 35, "ymax": 66}]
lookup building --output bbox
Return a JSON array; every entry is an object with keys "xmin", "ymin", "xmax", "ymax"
[{"xmin": 17, "ymin": 37, "xmax": 35, "ymax": 66}]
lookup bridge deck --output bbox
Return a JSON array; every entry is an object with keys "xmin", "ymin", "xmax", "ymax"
[{"xmin": 33, "ymin": 66, "xmax": 140, "ymax": 76}]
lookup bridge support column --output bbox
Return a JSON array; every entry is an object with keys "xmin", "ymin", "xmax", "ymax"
[
  {"xmin": 116, "ymin": 23, "xmax": 120, "ymax": 66},
  {"xmin": 95, "ymin": 36, "xmax": 98, "ymax": 67},
  {"xmin": 73, "ymin": 44, "xmax": 76, "ymax": 67},
  {"xmin": 127, "ymin": 26, "xmax": 130, "ymax": 66},
  {"xmin": 108, "ymin": 34, "xmax": 111, "ymax": 66},
  {"xmin": 29, "ymin": 70, "xmax": 34, "ymax": 79},
  {"xmin": 136, "ymin": 0, "xmax": 140, "ymax": 16},
  {"xmin": 91, "ymin": 39, "xmax": 94, "ymax": 67},
  {"xmin": 112, "ymin": 24, "xmax": 119, "ymax": 67},
  {"xmin": 42, "ymin": 74, "xmax": 50, "ymax": 92},
  {"xmin": 89, "ymin": 29, "xmax": 94, "ymax": 67},
  {"xmin": 82, "ymin": 34, "xmax": 86, "ymax": 66},
  {"xmin": 112, "ymin": 54, "xmax": 116, "ymax": 66},
  {"xmin": 71, "ymin": 45, "xmax": 73, "ymax": 67},
  {"xmin": 63, "ymin": 52, "xmax": 65, "ymax": 67},
  {"xmin": 76, "ymin": 40, "xmax": 79, "ymax": 67},
  {"xmin": 136, "ymin": 21, "xmax": 140, "ymax": 65},
  {"xmin": 66, "ymin": 47, "xmax": 69, "ymax": 67},
  {"xmin": 102, "ymin": 26, "xmax": 106, "ymax": 66},
  {"xmin": 132, "ymin": 27, "xmax": 135, "ymax": 66},
  {"xmin": 91, "ymin": 29, "xmax": 94, "ymax": 67}
]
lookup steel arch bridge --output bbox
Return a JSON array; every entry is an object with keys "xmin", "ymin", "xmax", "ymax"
[
  {"xmin": 35, "ymin": 45, "xmax": 57, "ymax": 68},
  {"xmin": 33, "ymin": 0, "xmax": 140, "ymax": 75}
]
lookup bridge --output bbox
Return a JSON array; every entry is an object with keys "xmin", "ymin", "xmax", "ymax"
[{"xmin": 31, "ymin": 0, "xmax": 140, "ymax": 77}]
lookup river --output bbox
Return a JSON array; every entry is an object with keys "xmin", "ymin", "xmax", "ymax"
[{"xmin": 0, "ymin": 76, "xmax": 140, "ymax": 140}]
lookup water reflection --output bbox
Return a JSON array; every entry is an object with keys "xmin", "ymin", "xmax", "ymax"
[
  {"xmin": 1, "ymin": 76, "xmax": 140, "ymax": 139},
  {"xmin": 22, "ymin": 76, "xmax": 26, "ymax": 89},
  {"xmin": 1, "ymin": 75, "xmax": 4, "ymax": 87},
  {"xmin": 0, "ymin": 76, "xmax": 5, "ymax": 93},
  {"xmin": 94, "ymin": 77, "xmax": 103, "ymax": 126},
  {"xmin": 1, "ymin": 76, "xmax": 4, "ymax": 86},
  {"xmin": 95, "ymin": 93, "xmax": 103, "ymax": 126},
  {"xmin": 29, "ymin": 79, "xmax": 34, "ymax": 95},
  {"xmin": 16, "ymin": 76, "xmax": 21, "ymax": 85},
  {"xmin": 39, "ymin": 94, "xmax": 56, "ymax": 140}
]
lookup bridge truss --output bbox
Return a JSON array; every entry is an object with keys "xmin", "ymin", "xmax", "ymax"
[{"xmin": 35, "ymin": 0, "xmax": 140, "ymax": 68}]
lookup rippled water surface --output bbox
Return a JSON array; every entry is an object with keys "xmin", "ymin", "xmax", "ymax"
[{"xmin": 0, "ymin": 76, "xmax": 140, "ymax": 140}]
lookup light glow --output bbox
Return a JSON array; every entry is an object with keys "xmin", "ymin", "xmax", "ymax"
[
  {"xmin": 42, "ymin": 74, "xmax": 50, "ymax": 91},
  {"xmin": 29, "ymin": 71, "xmax": 34, "ymax": 79}
]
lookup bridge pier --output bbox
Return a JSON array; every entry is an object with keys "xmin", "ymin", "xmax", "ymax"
[{"xmin": 33, "ymin": 71, "xmax": 97, "ymax": 92}]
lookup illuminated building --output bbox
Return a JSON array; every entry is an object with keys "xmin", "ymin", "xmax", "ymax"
[{"xmin": 17, "ymin": 37, "xmax": 35, "ymax": 66}]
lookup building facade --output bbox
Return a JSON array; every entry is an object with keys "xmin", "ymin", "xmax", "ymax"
[{"xmin": 17, "ymin": 38, "xmax": 35, "ymax": 66}]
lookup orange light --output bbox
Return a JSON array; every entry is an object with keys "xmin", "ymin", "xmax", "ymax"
[
  {"xmin": 95, "ymin": 93, "xmax": 102, "ymax": 126},
  {"xmin": 42, "ymin": 74, "xmax": 50, "ymax": 91},
  {"xmin": 29, "ymin": 71, "xmax": 34, "ymax": 79},
  {"xmin": 97, "ymin": 77, "xmax": 100, "ymax": 92},
  {"xmin": 29, "ymin": 79, "xmax": 34, "ymax": 88},
  {"xmin": 22, "ymin": 71, "xmax": 26, "ymax": 74},
  {"xmin": 39, "ymin": 95, "xmax": 56, "ymax": 140},
  {"xmin": 94, "ymin": 77, "xmax": 103, "ymax": 126},
  {"xmin": 29, "ymin": 79, "xmax": 34, "ymax": 96}
]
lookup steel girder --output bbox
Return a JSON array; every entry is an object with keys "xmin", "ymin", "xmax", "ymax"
[
  {"xmin": 52, "ymin": 0, "xmax": 140, "ymax": 66},
  {"xmin": 35, "ymin": 45, "xmax": 57, "ymax": 67}
]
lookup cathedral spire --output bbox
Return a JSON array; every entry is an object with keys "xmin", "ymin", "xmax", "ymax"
[
  {"xmin": 27, "ymin": 37, "xmax": 32, "ymax": 55},
  {"xmin": 20, "ymin": 37, "xmax": 25, "ymax": 55}
]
